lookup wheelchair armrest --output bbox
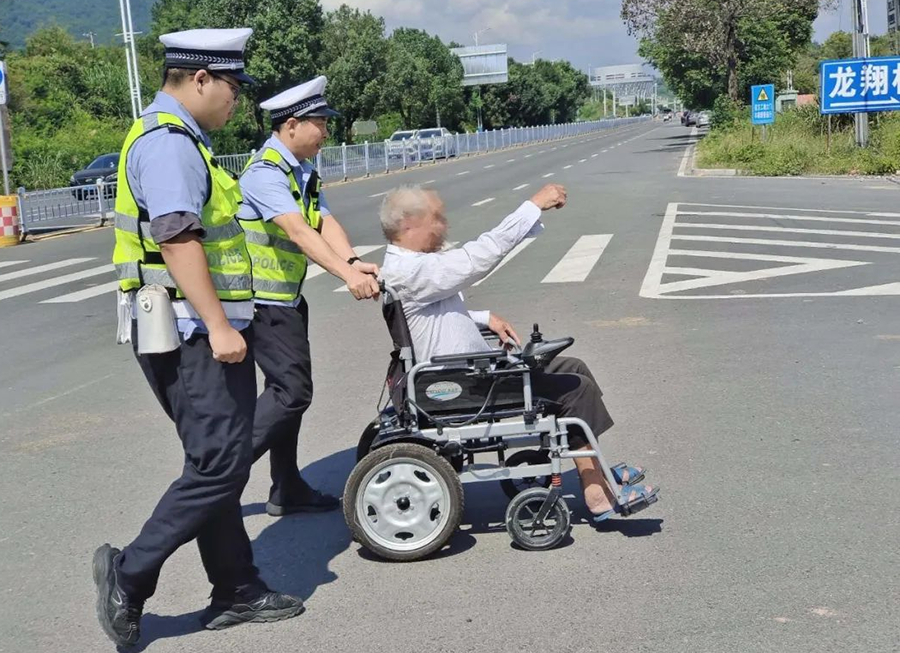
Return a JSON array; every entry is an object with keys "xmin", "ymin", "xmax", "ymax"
[{"xmin": 429, "ymin": 349, "xmax": 507, "ymax": 365}]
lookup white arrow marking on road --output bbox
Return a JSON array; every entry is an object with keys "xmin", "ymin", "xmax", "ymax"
[
  {"xmin": 513, "ymin": 184, "xmax": 530, "ymax": 191},
  {"xmin": 473, "ymin": 238, "xmax": 535, "ymax": 287},
  {"xmin": 834, "ymin": 282, "xmax": 900, "ymax": 295},
  {"xmin": 0, "ymin": 260, "xmax": 28, "ymax": 270},
  {"xmin": 542, "ymin": 235, "xmax": 613, "ymax": 283},
  {"xmin": 42, "ymin": 281, "xmax": 120, "ymax": 303},
  {"xmin": 472, "ymin": 198, "xmax": 495, "ymax": 207},
  {"xmin": 309, "ymin": 245, "xmax": 384, "ymax": 281},
  {"xmin": 0, "ymin": 258, "xmax": 94, "ymax": 283},
  {"xmin": 0, "ymin": 265, "xmax": 114, "ymax": 302}
]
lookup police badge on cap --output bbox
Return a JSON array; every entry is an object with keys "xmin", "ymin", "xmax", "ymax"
[
  {"xmin": 159, "ymin": 28, "xmax": 256, "ymax": 85},
  {"xmin": 261, "ymin": 76, "xmax": 341, "ymax": 126}
]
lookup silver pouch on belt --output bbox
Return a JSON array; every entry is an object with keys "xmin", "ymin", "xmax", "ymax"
[{"xmin": 135, "ymin": 284, "xmax": 180, "ymax": 354}]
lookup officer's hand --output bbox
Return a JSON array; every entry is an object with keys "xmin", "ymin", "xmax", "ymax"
[
  {"xmin": 530, "ymin": 184, "xmax": 567, "ymax": 211},
  {"xmin": 209, "ymin": 324, "xmax": 247, "ymax": 364},
  {"xmin": 346, "ymin": 269, "xmax": 381, "ymax": 301},
  {"xmin": 352, "ymin": 259, "xmax": 380, "ymax": 277}
]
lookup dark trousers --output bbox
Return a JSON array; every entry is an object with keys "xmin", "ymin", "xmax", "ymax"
[
  {"xmin": 251, "ymin": 300, "xmax": 314, "ymax": 505},
  {"xmin": 117, "ymin": 325, "xmax": 264, "ymax": 602},
  {"xmin": 530, "ymin": 356, "xmax": 615, "ymax": 448}
]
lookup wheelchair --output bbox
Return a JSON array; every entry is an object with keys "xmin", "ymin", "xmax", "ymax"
[{"xmin": 343, "ymin": 284, "xmax": 659, "ymax": 561}]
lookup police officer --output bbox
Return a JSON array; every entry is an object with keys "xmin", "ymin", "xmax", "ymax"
[
  {"xmin": 93, "ymin": 29, "xmax": 304, "ymax": 647},
  {"xmin": 238, "ymin": 77, "xmax": 380, "ymax": 516}
]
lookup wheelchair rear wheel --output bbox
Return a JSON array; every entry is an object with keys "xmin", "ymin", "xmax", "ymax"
[
  {"xmin": 505, "ymin": 487, "xmax": 571, "ymax": 551},
  {"xmin": 344, "ymin": 443, "xmax": 464, "ymax": 562},
  {"xmin": 500, "ymin": 449, "xmax": 552, "ymax": 500}
]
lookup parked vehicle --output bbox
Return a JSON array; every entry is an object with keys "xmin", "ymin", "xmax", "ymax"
[
  {"xmin": 697, "ymin": 111, "xmax": 711, "ymax": 128},
  {"xmin": 70, "ymin": 153, "xmax": 119, "ymax": 200},
  {"xmin": 417, "ymin": 127, "xmax": 457, "ymax": 159},
  {"xmin": 682, "ymin": 111, "xmax": 697, "ymax": 127},
  {"xmin": 387, "ymin": 130, "xmax": 418, "ymax": 160}
]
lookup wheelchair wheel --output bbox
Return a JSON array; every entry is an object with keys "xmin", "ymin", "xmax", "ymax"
[
  {"xmin": 500, "ymin": 449, "xmax": 552, "ymax": 500},
  {"xmin": 505, "ymin": 487, "xmax": 571, "ymax": 552},
  {"xmin": 344, "ymin": 442, "xmax": 464, "ymax": 562}
]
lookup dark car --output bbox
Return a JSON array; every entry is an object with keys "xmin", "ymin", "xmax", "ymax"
[{"xmin": 70, "ymin": 153, "xmax": 120, "ymax": 200}]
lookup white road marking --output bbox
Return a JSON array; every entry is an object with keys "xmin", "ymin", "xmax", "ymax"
[
  {"xmin": 0, "ymin": 265, "xmax": 114, "ymax": 302},
  {"xmin": 457, "ymin": 170, "xmax": 471, "ymax": 176},
  {"xmin": 676, "ymin": 223, "xmax": 900, "ymax": 240},
  {"xmin": 542, "ymin": 235, "xmax": 613, "ymax": 283},
  {"xmin": 525, "ymin": 154, "xmax": 533, "ymax": 158},
  {"xmin": 473, "ymin": 238, "xmax": 535, "ymax": 286},
  {"xmin": 507, "ymin": 159, "xmax": 516, "ymax": 162},
  {"xmin": 563, "ymin": 165, "xmax": 573, "ymax": 170},
  {"xmin": 42, "ymin": 281, "xmax": 120, "ymax": 304},
  {"xmin": 0, "ymin": 260, "xmax": 28, "ymax": 270},
  {"xmin": 513, "ymin": 184, "xmax": 530, "ymax": 191},
  {"xmin": 677, "ymin": 210, "xmax": 900, "ymax": 226},
  {"xmin": 579, "ymin": 159, "xmax": 587, "ymax": 163},
  {"xmin": 542, "ymin": 173, "xmax": 555, "ymax": 178},
  {"xmin": 671, "ymin": 234, "xmax": 900, "ymax": 255},
  {"xmin": 370, "ymin": 191, "xmax": 388, "ymax": 198},
  {"xmin": 683, "ymin": 202, "xmax": 889, "ymax": 216},
  {"xmin": 0, "ymin": 258, "xmax": 95, "ymax": 283},
  {"xmin": 592, "ymin": 153, "xmax": 600, "ymax": 157},
  {"xmin": 484, "ymin": 164, "xmax": 495, "ymax": 169},
  {"xmin": 423, "ymin": 179, "xmax": 436, "ymax": 185},
  {"xmin": 472, "ymin": 198, "xmax": 496, "ymax": 207}
]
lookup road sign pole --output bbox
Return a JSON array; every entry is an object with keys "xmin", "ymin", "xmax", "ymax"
[
  {"xmin": 852, "ymin": 0, "xmax": 870, "ymax": 147},
  {"xmin": 0, "ymin": 110, "xmax": 10, "ymax": 196}
]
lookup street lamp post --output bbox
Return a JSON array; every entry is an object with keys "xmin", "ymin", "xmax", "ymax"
[{"xmin": 117, "ymin": 0, "xmax": 143, "ymax": 120}]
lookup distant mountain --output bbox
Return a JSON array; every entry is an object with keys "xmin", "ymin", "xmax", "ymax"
[{"xmin": 0, "ymin": 0, "xmax": 154, "ymax": 50}]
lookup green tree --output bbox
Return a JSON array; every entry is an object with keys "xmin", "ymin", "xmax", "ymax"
[{"xmin": 320, "ymin": 5, "xmax": 388, "ymax": 143}]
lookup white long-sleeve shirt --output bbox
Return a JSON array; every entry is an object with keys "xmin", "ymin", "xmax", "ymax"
[{"xmin": 380, "ymin": 201, "xmax": 543, "ymax": 362}]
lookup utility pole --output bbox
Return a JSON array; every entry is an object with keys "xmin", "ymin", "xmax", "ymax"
[
  {"xmin": 83, "ymin": 32, "xmax": 96, "ymax": 49},
  {"xmin": 118, "ymin": 0, "xmax": 143, "ymax": 119},
  {"xmin": 852, "ymin": 0, "xmax": 870, "ymax": 147}
]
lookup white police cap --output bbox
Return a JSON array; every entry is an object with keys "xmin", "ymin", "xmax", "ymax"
[
  {"xmin": 159, "ymin": 28, "xmax": 256, "ymax": 85},
  {"xmin": 261, "ymin": 76, "xmax": 341, "ymax": 124}
]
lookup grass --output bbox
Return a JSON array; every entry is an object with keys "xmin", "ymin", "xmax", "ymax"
[{"xmin": 696, "ymin": 105, "xmax": 900, "ymax": 176}]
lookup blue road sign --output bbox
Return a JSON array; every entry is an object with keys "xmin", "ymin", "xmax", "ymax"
[
  {"xmin": 820, "ymin": 56, "xmax": 900, "ymax": 114},
  {"xmin": 751, "ymin": 84, "xmax": 775, "ymax": 125}
]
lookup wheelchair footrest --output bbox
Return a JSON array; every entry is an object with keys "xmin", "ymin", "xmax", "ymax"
[{"xmin": 617, "ymin": 488, "xmax": 659, "ymax": 517}]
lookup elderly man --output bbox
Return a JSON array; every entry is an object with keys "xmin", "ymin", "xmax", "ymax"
[{"xmin": 378, "ymin": 184, "xmax": 655, "ymax": 519}]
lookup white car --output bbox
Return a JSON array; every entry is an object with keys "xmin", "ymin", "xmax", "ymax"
[
  {"xmin": 416, "ymin": 127, "xmax": 458, "ymax": 159},
  {"xmin": 387, "ymin": 130, "xmax": 418, "ymax": 160},
  {"xmin": 697, "ymin": 111, "xmax": 711, "ymax": 127}
]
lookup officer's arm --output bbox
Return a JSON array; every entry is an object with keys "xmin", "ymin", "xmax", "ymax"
[{"xmin": 273, "ymin": 214, "xmax": 380, "ymax": 300}]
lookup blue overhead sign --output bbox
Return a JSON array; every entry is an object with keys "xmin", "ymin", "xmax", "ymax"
[
  {"xmin": 751, "ymin": 84, "xmax": 775, "ymax": 125},
  {"xmin": 820, "ymin": 56, "xmax": 900, "ymax": 114}
]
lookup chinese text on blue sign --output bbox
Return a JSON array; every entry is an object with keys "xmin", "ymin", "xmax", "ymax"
[
  {"xmin": 820, "ymin": 57, "xmax": 900, "ymax": 114},
  {"xmin": 751, "ymin": 84, "xmax": 775, "ymax": 125}
]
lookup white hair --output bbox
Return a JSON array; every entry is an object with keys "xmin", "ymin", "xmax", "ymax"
[{"xmin": 379, "ymin": 185, "xmax": 434, "ymax": 241}]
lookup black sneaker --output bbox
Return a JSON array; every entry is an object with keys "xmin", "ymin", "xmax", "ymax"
[
  {"xmin": 92, "ymin": 544, "xmax": 143, "ymax": 647},
  {"xmin": 266, "ymin": 478, "xmax": 340, "ymax": 516},
  {"xmin": 202, "ymin": 591, "xmax": 306, "ymax": 630}
]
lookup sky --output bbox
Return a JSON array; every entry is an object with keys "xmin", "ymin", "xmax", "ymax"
[{"xmin": 321, "ymin": 0, "xmax": 891, "ymax": 75}]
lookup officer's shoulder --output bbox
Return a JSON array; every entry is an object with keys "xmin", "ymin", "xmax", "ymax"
[{"xmin": 132, "ymin": 128, "xmax": 204, "ymax": 165}]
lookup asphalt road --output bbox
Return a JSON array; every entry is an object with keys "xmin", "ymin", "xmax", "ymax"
[{"xmin": 1, "ymin": 120, "xmax": 898, "ymax": 653}]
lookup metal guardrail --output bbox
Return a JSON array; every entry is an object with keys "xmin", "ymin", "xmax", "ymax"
[{"xmin": 17, "ymin": 116, "xmax": 649, "ymax": 234}]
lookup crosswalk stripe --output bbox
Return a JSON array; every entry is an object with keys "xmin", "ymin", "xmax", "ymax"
[
  {"xmin": 541, "ymin": 235, "xmax": 613, "ymax": 283},
  {"xmin": 473, "ymin": 238, "xmax": 535, "ymax": 287},
  {"xmin": 671, "ymin": 234, "xmax": 900, "ymax": 254},
  {"xmin": 0, "ymin": 264, "xmax": 114, "ymax": 302},
  {"xmin": 472, "ymin": 198, "xmax": 495, "ymax": 207},
  {"xmin": 0, "ymin": 260, "xmax": 28, "ymax": 270},
  {"xmin": 676, "ymin": 223, "xmax": 900, "ymax": 240},
  {"xmin": 308, "ymin": 245, "xmax": 384, "ymax": 282},
  {"xmin": 0, "ymin": 258, "xmax": 95, "ymax": 283},
  {"xmin": 42, "ymin": 281, "xmax": 120, "ymax": 304},
  {"xmin": 677, "ymin": 210, "xmax": 900, "ymax": 226}
]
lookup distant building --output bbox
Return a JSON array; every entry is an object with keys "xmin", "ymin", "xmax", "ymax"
[{"xmin": 890, "ymin": 0, "xmax": 900, "ymax": 33}]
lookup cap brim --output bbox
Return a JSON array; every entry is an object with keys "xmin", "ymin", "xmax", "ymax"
[
  {"xmin": 305, "ymin": 106, "xmax": 340, "ymax": 118},
  {"xmin": 232, "ymin": 70, "xmax": 257, "ymax": 85}
]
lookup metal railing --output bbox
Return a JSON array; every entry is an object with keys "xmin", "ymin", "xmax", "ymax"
[{"xmin": 17, "ymin": 116, "xmax": 649, "ymax": 234}]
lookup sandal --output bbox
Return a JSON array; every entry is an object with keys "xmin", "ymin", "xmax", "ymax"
[{"xmin": 592, "ymin": 483, "xmax": 659, "ymax": 523}]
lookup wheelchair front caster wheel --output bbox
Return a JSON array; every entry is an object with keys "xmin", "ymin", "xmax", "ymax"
[
  {"xmin": 500, "ymin": 449, "xmax": 551, "ymax": 500},
  {"xmin": 505, "ymin": 487, "xmax": 571, "ymax": 551}
]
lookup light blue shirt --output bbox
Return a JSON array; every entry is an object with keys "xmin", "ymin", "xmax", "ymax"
[
  {"xmin": 238, "ymin": 134, "xmax": 332, "ymax": 307},
  {"xmin": 126, "ymin": 91, "xmax": 250, "ymax": 338}
]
